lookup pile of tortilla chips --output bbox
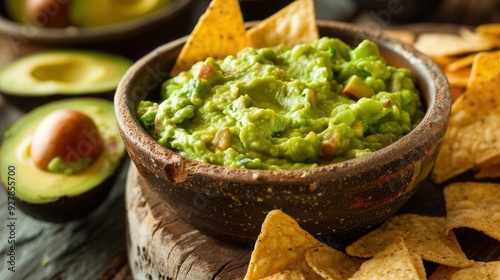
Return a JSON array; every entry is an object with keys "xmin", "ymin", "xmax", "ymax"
[
  {"xmin": 405, "ymin": 24, "xmax": 500, "ymax": 183},
  {"xmin": 244, "ymin": 207, "xmax": 500, "ymax": 280},
  {"xmin": 168, "ymin": 0, "xmax": 500, "ymax": 278}
]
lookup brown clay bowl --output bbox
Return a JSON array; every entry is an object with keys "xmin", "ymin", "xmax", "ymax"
[{"xmin": 115, "ymin": 20, "xmax": 452, "ymax": 248}]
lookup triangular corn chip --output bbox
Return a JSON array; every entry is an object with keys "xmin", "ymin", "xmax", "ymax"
[
  {"xmin": 444, "ymin": 182, "xmax": 500, "ymax": 241},
  {"xmin": 428, "ymin": 262, "xmax": 500, "ymax": 280},
  {"xmin": 349, "ymin": 237, "xmax": 426, "ymax": 280},
  {"xmin": 305, "ymin": 245, "xmax": 363, "ymax": 280},
  {"xmin": 260, "ymin": 270, "xmax": 305, "ymax": 280},
  {"xmin": 247, "ymin": 0, "xmax": 318, "ymax": 49},
  {"xmin": 170, "ymin": 0, "xmax": 248, "ymax": 76},
  {"xmin": 346, "ymin": 214, "xmax": 473, "ymax": 268},
  {"xmin": 432, "ymin": 51, "xmax": 500, "ymax": 183},
  {"xmin": 243, "ymin": 209, "xmax": 323, "ymax": 280}
]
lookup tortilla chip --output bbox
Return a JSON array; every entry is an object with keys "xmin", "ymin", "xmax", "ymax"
[
  {"xmin": 445, "ymin": 67, "xmax": 471, "ymax": 87},
  {"xmin": 410, "ymin": 251, "xmax": 428, "ymax": 280},
  {"xmin": 349, "ymin": 237, "xmax": 426, "ymax": 280},
  {"xmin": 260, "ymin": 270, "xmax": 306, "ymax": 280},
  {"xmin": 305, "ymin": 245, "xmax": 363, "ymax": 280},
  {"xmin": 432, "ymin": 55, "xmax": 460, "ymax": 69},
  {"xmin": 475, "ymin": 23, "xmax": 500, "ymax": 36},
  {"xmin": 247, "ymin": 0, "xmax": 318, "ymax": 49},
  {"xmin": 243, "ymin": 209, "xmax": 323, "ymax": 280},
  {"xmin": 428, "ymin": 262, "xmax": 500, "ymax": 280},
  {"xmin": 465, "ymin": 50, "xmax": 500, "ymax": 91},
  {"xmin": 475, "ymin": 161, "xmax": 500, "ymax": 178},
  {"xmin": 432, "ymin": 51, "xmax": 500, "ymax": 183},
  {"xmin": 414, "ymin": 33, "xmax": 493, "ymax": 57},
  {"xmin": 445, "ymin": 54, "xmax": 475, "ymax": 72},
  {"xmin": 449, "ymin": 85, "xmax": 465, "ymax": 103},
  {"xmin": 345, "ymin": 214, "xmax": 473, "ymax": 268},
  {"xmin": 443, "ymin": 182, "xmax": 500, "ymax": 242},
  {"xmin": 170, "ymin": 0, "xmax": 249, "ymax": 76},
  {"xmin": 384, "ymin": 30, "xmax": 416, "ymax": 45},
  {"xmin": 459, "ymin": 27, "xmax": 500, "ymax": 49}
]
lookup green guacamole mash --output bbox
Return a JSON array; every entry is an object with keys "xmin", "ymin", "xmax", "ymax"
[{"xmin": 136, "ymin": 37, "xmax": 425, "ymax": 170}]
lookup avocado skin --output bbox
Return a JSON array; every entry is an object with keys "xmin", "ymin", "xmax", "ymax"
[
  {"xmin": 1, "ymin": 157, "xmax": 127, "ymax": 223},
  {"xmin": 1, "ymin": 90, "xmax": 116, "ymax": 112}
]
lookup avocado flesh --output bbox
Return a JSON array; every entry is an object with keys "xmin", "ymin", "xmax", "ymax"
[
  {"xmin": 0, "ymin": 98, "xmax": 125, "ymax": 205},
  {"xmin": 70, "ymin": 0, "xmax": 172, "ymax": 27},
  {"xmin": 341, "ymin": 75, "xmax": 374, "ymax": 100},
  {"xmin": 0, "ymin": 49, "xmax": 132, "ymax": 96}
]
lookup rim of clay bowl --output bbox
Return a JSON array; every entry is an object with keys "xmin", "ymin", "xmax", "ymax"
[
  {"xmin": 0, "ymin": 0, "xmax": 193, "ymax": 45},
  {"xmin": 115, "ymin": 20, "xmax": 451, "ymax": 185}
]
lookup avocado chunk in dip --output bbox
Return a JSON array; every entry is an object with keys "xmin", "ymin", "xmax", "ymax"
[{"xmin": 136, "ymin": 37, "xmax": 425, "ymax": 170}]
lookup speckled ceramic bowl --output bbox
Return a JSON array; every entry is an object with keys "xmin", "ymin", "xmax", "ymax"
[{"xmin": 115, "ymin": 20, "xmax": 451, "ymax": 247}]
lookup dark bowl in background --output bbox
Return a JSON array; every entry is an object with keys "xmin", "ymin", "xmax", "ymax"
[
  {"xmin": 115, "ymin": 20, "xmax": 451, "ymax": 247},
  {"xmin": 0, "ymin": 0, "xmax": 195, "ymax": 60},
  {"xmin": 239, "ymin": 0, "xmax": 295, "ymax": 20},
  {"xmin": 354, "ymin": 0, "xmax": 444, "ymax": 23}
]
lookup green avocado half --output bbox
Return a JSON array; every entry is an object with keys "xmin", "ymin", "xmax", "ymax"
[
  {"xmin": 70, "ymin": 0, "xmax": 172, "ymax": 28},
  {"xmin": 0, "ymin": 49, "xmax": 133, "ymax": 110},
  {"xmin": 0, "ymin": 98, "xmax": 126, "ymax": 222},
  {"xmin": 4, "ymin": 0, "xmax": 172, "ymax": 28}
]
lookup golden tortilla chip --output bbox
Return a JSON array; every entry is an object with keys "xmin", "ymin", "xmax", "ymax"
[
  {"xmin": 475, "ymin": 23, "xmax": 500, "ymax": 36},
  {"xmin": 459, "ymin": 27, "xmax": 500, "ymax": 49},
  {"xmin": 428, "ymin": 262, "xmax": 500, "ymax": 280},
  {"xmin": 243, "ymin": 209, "xmax": 323, "ymax": 280},
  {"xmin": 443, "ymin": 182, "xmax": 500, "ymax": 242},
  {"xmin": 445, "ymin": 54, "xmax": 475, "ymax": 72},
  {"xmin": 414, "ymin": 33, "xmax": 493, "ymax": 57},
  {"xmin": 384, "ymin": 30, "xmax": 416, "ymax": 45},
  {"xmin": 445, "ymin": 67, "xmax": 471, "ymax": 87},
  {"xmin": 432, "ymin": 55, "xmax": 460, "ymax": 69},
  {"xmin": 475, "ymin": 160, "xmax": 500, "ymax": 178},
  {"xmin": 170, "ymin": 0, "xmax": 248, "ymax": 76},
  {"xmin": 345, "ymin": 214, "xmax": 473, "ymax": 268},
  {"xmin": 349, "ymin": 237, "xmax": 426, "ymax": 280},
  {"xmin": 432, "ymin": 51, "xmax": 500, "ymax": 183},
  {"xmin": 465, "ymin": 50, "xmax": 500, "ymax": 91},
  {"xmin": 247, "ymin": 0, "xmax": 318, "ymax": 49},
  {"xmin": 305, "ymin": 245, "xmax": 363, "ymax": 280},
  {"xmin": 449, "ymin": 85, "xmax": 465, "ymax": 103},
  {"xmin": 260, "ymin": 270, "xmax": 305, "ymax": 280}
]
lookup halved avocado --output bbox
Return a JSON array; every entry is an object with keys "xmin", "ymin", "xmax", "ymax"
[
  {"xmin": 0, "ymin": 49, "xmax": 133, "ymax": 111},
  {"xmin": 4, "ymin": 0, "xmax": 71, "ymax": 27},
  {"xmin": 0, "ymin": 98, "xmax": 126, "ymax": 222},
  {"xmin": 70, "ymin": 0, "xmax": 172, "ymax": 28}
]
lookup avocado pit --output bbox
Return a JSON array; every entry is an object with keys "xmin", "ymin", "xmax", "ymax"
[
  {"xmin": 24, "ymin": 0, "xmax": 71, "ymax": 28},
  {"xmin": 29, "ymin": 109, "xmax": 104, "ymax": 173}
]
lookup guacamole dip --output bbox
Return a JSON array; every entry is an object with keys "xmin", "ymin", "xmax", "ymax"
[{"xmin": 136, "ymin": 37, "xmax": 425, "ymax": 170}]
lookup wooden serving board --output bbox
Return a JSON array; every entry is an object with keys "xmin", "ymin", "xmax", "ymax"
[{"xmin": 125, "ymin": 164, "xmax": 251, "ymax": 280}]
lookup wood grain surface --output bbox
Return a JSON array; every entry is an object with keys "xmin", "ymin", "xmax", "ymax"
[
  {"xmin": 126, "ymin": 164, "xmax": 251, "ymax": 280},
  {"xmin": 0, "ymin": 160, "xmax": 131, "ymax": 280}
]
